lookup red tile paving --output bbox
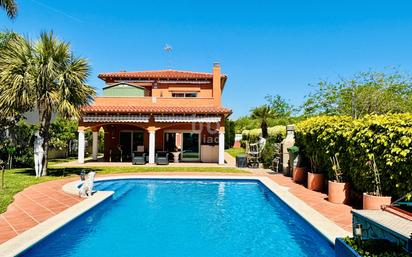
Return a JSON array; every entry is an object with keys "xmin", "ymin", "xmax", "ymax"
[
  {"xmin": 0, "ymin": 172, "xmax": 353, "ymax": 245},
  {"xmin": 0, "ymin": 177, "xmax": 82, "ymax": 244},
  {"xmin": 267, "ymin": 173, "xmax": 353, "ymax": 232}
]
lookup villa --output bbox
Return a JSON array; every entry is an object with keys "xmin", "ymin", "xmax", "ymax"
[{"xmin": 77, "ymin": 63, "xmax": 232, "ymax": 164}]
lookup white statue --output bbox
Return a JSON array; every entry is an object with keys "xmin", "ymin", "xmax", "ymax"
[
  {"xmin": 79, "ymin": 172, "xmax": 96, "ymax": 198},
  {"xmin": 258, "ymin": 135, "xmax": 267, "ymax": 151},
  {"xmin": 33, "ymin": 132, "xmax": 44, "ymax": 178}
]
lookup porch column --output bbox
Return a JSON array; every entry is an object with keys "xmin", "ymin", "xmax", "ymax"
[
  {"xmin": 148, "ymin": 129, "xmax": 156, "ymax": 164},
  {"xmin": 78, "ymin": 128, "xmax": 85, "ymax": 164},
  {"xmin": 92, "ymin": 130, "xmax": 98, "ymax": 161},
  {"xmin": 218, "ymin": 128, "xmax": 225, "ymax": 165}
]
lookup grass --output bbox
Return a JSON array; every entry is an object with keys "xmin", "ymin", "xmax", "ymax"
[
  {"xmin": 225, "ymin": 147, "xmax": 246, "ymax": 157},
  {"xmin": 47, "ymin": 156, "xmax": 77, "ymax": 166},
  {"xmin": 0, "ymin": 168, "xmax": 56, "ymax": 213},
  {"xmin": 0, "ymin": 160, "xmax": 248, "ymax": 213}
]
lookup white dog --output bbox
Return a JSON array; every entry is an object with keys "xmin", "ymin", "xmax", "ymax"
[{"xmin": 79, "ymin": 172, "xmax": 96, "ymax": 198}]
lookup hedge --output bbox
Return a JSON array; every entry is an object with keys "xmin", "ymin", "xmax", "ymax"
[
  {"xmin": 295, "ymin": 114, "xmax": 412, "ymax": 198},
  {"xmin": 241, "ymin": 125, "xmax": 285, "ymax": 143}
]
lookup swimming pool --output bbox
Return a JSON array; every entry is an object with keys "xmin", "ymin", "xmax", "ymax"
[{"xmin": 18, "ymin": 179, "xmax": 334, "ymax": 257}]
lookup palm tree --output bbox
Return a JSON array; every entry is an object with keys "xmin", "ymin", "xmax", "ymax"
[
  {"xmin": 0, "ymin": 0, "xmax": 17, "ymax": 19},
  {"xmin": 251, "ymin": 105, "xmax": 274, "ymax": 139},
  {"xmin": 0, "ymin": 32, "xmax": 95, "ymax": 176}
]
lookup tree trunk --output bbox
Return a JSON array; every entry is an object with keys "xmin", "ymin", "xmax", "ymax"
[
  {"xmin": 39, "ymin": 108, "xmax": 52, "ymax": 176},
  {"xmin": 261, "ymin": 121, "xmax": 268, "ymax": 139}
]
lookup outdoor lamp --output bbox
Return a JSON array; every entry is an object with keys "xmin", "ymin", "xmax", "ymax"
[
  {"xmin": 355, "ymin": 224, "xmax": 362, "ymax": 237},
  {"xmin": 80, "ymin": 170, "xmax": 86, "ymax": 181},
  {"xmin": 355, "ymin": 224, "xmax": 363, "ymax": 246}
]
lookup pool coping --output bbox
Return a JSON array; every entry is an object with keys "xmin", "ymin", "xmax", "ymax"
[
  {"xmin": 0, "ymin": 191, "xmax": 114, "ymax": 257},
  {"xmin": 0, "ymin": 175, "xmax": 351, "ymax": 256}
]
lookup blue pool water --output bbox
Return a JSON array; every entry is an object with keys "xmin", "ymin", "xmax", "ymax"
[{"xmin": 19, "ymin": 179, "xmax": 334, "ymax": 257}]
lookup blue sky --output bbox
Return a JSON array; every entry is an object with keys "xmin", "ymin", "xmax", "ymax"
[{"xmin": 1, "ymin": 0, "xmax": 412, "ymax": 118}]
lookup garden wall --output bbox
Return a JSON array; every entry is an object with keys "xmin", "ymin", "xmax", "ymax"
[{"xmin": 295, "ymin": 114, "xmax": 412, "ymax": 198}]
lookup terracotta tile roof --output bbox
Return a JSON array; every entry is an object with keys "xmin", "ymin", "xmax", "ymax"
[
  {"xmin": 82, "ymin": 105, "xmax": 232, "ymax": 115},
  {"xmin": 98, "ymin": 70, "xmax": 227, "ymax": 80}
]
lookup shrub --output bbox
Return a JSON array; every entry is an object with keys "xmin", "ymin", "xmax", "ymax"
[
  {"xmin": 241, "ymin": 125, "xmax": 285, "ymax": 143},
  {"xmin": 295, "ymin": 116, "xmax": 352, "ymax": 176},
  {"xmin": 295, "ymin": 114, "xmax": 412, "ymax": 198},
  {"xmin": 260, "ymin": 137, "xmax": 282, "ymax": 169},
  {"xmin": 343, "ymin": 237, "xmax": 410, "ymax": 257},
  {"xmin": 224, "ymin": 120, "xmax": 236, "ymax": 149},
  {"xmin": 0, "ymin": 119, "xmax": 37, "ymax": 168}
]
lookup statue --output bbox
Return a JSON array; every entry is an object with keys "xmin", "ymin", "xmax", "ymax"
[
  {"xmin": 258, "ymin": 134, "xmax": 266, "ymax": 151},
  {"xmin": 33, "ymin": 132, "xmax": 44, "ymax": 178},
  {"xmin": 79, "ymin": 171, "xmax": 96, "ymax": 198}
]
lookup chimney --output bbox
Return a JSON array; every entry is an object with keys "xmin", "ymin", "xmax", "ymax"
[{"xmin": 213, "ymin": 62, "xmax": 221, "ymax": 106}]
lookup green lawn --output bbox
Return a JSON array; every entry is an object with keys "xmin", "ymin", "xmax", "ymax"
[
  {"xmin": 47, "ymin": 156, "xmax": 77, "ymax": 166},
  {"xmin": 0, "ymin": 162, "xmax": 247, "ymax": 213},
  {"xmin": 225, "ymin": 147, "xmax": 246, "ymax": 157},
  {"xmin": 0, "ymin": 168, "xmax": 56, "ymax": 213}
]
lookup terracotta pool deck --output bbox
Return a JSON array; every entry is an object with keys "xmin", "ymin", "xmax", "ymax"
[{"xmin": 0, "ymin": 170, "xmax": 353, "ymax": 245}]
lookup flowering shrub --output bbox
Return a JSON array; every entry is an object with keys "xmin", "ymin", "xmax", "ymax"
[
  {"xmin": 241, "ymin": 125, "xmax": 285, "ymax": 143},
  {"xmin": 295, "ymin": 114, "xmax": 412, "ymax": 198}
]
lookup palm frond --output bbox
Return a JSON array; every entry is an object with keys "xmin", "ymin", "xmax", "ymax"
[
  {"xmin": 0, "ymin": 34, "xmax": 35, "ymax": 115},
  {"xmin": 0, "ymin": 0, "xmax": 17, "ymax": 19}
]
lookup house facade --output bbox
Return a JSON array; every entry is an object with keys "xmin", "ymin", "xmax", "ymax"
[{"xmin": 77, "ymin": 63, "xmax": 232, "ymax": 164}]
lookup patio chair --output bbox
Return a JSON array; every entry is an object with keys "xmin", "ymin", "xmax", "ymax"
[
  {"xmin": 156, "ymin": 151, "xmax": 169, "ymax": 165},
  {"xmin": 132, "ymin": 151, "xmax": 146, "ymax": 165},
  {"xmin": 110, "ymin": 148, "xmax": 122, "ymax": 162},
  {"xmin": 247, "ymin": 143, "xmax": 260, "ymax": 168}
]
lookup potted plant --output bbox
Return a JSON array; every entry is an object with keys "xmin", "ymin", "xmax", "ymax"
[
  {"xmin": 307, "ymin": 153, "xmax": 324, "ymax": 191},
  {"xmin": 328, "ymin": 153, "xmax": 350, "ymax": 204},
  {"xmin": 292, "ymin": 151, "xmax": 307, "ymax": 184},
  {"xmin": 363, "ymin": 155, "xmax": 391, "ymax": 210}
]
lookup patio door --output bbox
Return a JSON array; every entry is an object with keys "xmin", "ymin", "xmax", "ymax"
[
  {"xmin": 119, "ymin": 132, "xmax": 132, "ymax": 161},
  {"xmin": 119, "ymin": 131, "xmax": 144, "ymax": 162},
  {"xmin": 182, "ymin": 132, "xmax": 200, "ymax": 161}
]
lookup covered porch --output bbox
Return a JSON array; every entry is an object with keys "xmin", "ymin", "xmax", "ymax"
[{"xmin": 77, "ymin": 114, "xmax": 227, "ymax": 165}]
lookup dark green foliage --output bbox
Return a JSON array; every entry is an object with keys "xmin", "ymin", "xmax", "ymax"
[
  {"xmin": 49, "ymin": 116, "xmax": 77, "ymax": 150},
  {"xmin": 235, "ymin": 94, "xmax": 296, "ymax": 135},
  {"xmin": 0, "ymin": 117, "xmax": 80, "ymax": 168},
  {"xmin": 265, "ymin": 94, "xmax": 294, "ymax": 118},
  {"xmin": 302, "ymin": 69, "xmax": 412, "ymax": 118},
  {"xmin": 260, "ymin": 136, "xmax": 282, "ymax": 169},
  {"xmin": 343, "ymin": 237, "xmax": 410, "ymax": 257},
  {"xmin": 0, "ymin": 119, "xmax": 37, "ymax": 168},
  {"xmin": 250, "ymin": 104, "xmax": 274, "ymax": 138},
  {"xmin": 224, "ymin": 119, "xmax": 236, "ymax": 149}
]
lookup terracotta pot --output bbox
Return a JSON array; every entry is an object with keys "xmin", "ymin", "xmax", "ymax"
[
  {"xmin": 307, "ymin": 172, "xmax": 324, "ymax": 191},
  {"xmin": 328, "ymin": 180, "xmax": 350, "ymax": 204},
  {"xmin": 362, "ymin": 193, "xmax": 391, "ymax": 210},
  {"xmin": 293, "ymin": 167, "xmax": 306, "ymax": 184}
]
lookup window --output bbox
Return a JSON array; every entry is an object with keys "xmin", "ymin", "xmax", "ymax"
[
  {"xmin": 172, "ymin": 92, "xmax": 197, "ymax": 98},
  {"xmin": 184, "ymin": 93, "xmax": 197, "ymax": 97}
]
